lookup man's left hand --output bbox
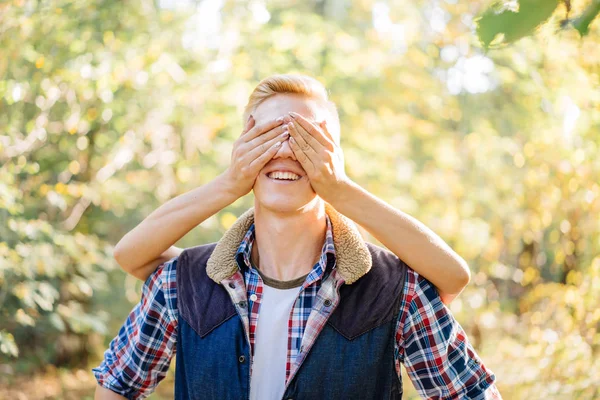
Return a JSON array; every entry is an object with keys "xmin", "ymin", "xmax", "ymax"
[{"xmin": 285, "ymin": 111, "xmax": 352, "ymax": 206}]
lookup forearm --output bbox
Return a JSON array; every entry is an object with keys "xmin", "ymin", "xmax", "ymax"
[
  {"xmin": 114, "ymin": 172, "xmax": 239, "ymax": 276},
  {"xmin": 94, "ymin": 385, "xmax": 127, "ymax": 399},
  {"xmin": 126, "ymin": 245, "xmax": 183, "ymax": 281},
  {"xmin": 331, "ymin": 181, "xmax": 470, "ymax": 302}
]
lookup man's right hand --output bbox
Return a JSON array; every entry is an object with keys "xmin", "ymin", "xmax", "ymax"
[{"xmin": 220, "ymin": 115, "xmax": 289, "ymax": 199}]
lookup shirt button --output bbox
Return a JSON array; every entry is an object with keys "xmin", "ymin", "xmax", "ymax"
[
  {"xmin": 239, "ymin": 355, "xmax": 246, "ymax": 363},
  {"xmin": 228, "ymin": 282, "xmax": 235, "ymax": 289},
  {"xmin": 238, "ymin": 301, "xmax": 247, "ymax": 308},
  {"xmin": 324, "ymin": 299, "xmax": 332, "ymax": 307},
  {"xmin": 250, "ymin": 293, "xmax": 258, "ymax": 302}
]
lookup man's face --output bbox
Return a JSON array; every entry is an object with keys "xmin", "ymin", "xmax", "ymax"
[{"xmin": 251, "ymin": 93, "xmax": 330, "ymax": 213}]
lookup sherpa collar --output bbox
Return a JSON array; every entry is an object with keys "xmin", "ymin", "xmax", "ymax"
[{"xmin": 206, "ymin": 202, "xmax": 372, "ymax": 285}]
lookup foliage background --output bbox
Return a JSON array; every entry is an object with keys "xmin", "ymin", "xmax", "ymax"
[{"xmin": 1, "ymin": 0, "xmax": 599, "ymax": 398}]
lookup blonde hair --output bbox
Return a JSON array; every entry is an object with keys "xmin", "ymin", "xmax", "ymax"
[{"xmin": 243, "ymin": 74, "xmax": 340, "ymax": 144}]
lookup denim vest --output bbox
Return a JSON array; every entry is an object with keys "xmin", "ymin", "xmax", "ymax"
[{"xmin": 174, "ymin": 241, "xmax": 407, "ymax": 400}]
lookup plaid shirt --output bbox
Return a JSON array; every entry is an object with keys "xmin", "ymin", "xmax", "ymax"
[{"xmin": 93, "ymin": 215, "xmax": 501, "ymax": 399}]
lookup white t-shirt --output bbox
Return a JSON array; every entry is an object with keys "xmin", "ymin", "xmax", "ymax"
[{"xmin": 249, "ymin": 269, "xmax": 307, "ymax": 400}]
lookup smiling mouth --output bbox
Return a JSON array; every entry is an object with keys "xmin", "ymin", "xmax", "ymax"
[{"xmin": 266, "ymin": 171, "xmax": 302, "ymax": 182}]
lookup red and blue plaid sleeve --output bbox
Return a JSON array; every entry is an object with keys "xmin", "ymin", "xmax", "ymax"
[
  {"xmin": 396, "ymin": 269, "xmax": 502, "ymax": 399},
  {"xmin": 92, "ymin": 257, "xmax": 178, "ymax": 399}
]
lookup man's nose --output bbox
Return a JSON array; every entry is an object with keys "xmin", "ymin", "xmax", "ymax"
[{"xmin": 272, "ymin": 137, "xmax": 296, "ymax": 160}]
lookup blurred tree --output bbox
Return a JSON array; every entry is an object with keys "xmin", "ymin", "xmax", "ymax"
[{"xmin": 0, "ymin": 0, "xmax": 598, "ymax": 398}]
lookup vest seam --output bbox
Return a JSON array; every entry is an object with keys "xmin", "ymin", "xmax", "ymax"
[
  {"xmin": 181, "ymin": 310, "xmax": 238, "ymax": 339},
  {"xmin": 326, "ymin": 315, "xmax": 398, "ymax": 341}
]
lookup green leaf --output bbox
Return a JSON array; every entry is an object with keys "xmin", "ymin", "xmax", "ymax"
[
  {"xmin": 476, "ymin": 0, "xmax": 561, "ymax": 47},
  {"xmin": 572, "ymin": 0, "xmax": 600, "ymax": 36}
]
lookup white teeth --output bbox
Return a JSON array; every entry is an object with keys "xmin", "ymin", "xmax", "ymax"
[{"xmin": 268, "ymin": 171, "xmax": 301, "ymax": 181}]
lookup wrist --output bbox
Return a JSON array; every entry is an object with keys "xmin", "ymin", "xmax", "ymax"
[
  {"xmin": 328, "ymin": 179, "xmax": 359, "ymax": 210},
  {"xmin": 214, "ymin": 171, "xmax": 245, "ymax": 202}
]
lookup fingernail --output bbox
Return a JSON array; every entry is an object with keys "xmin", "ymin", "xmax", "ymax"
[
  {"xmin": 276, "ymin": 116, "xmax": 284, "ymax": 123},
  {"xmin": 274, "ymin": 141, "xmax": 282, "ymax": 147},
  {"xmin": 287, "ymin": 122, "xmax": 294, "ymax": 128},
  {"xmin": 290, "ymin": 137, "xmax": 296, "ymax": 144},
  {"xmin": 289, "ymin": 112, "xmax": 296, "ymax": 119}
]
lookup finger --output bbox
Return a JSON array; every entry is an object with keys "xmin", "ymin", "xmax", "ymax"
[
  {"xmin": 245, "ymin": 122, "xmax": 289, "ymax": 150},
  {"xmin": 240, "ymin": 115, "xmax": 256, "ymax": 137},
  {"xmin": 243, "ymin": 116, "xmax": 285, "ymax": 142},
  {"xmin": 245, "ymin": 130, "xmax": 289, "ymax": 163},
  {"xmin": 287, "ymin": 121, "xmax": 321, "ymax": 165},
  {"xmin": 289, "ymin": 119, "xmax": 325, "ymax": 154},
  {"xmin": 249, "ymin": 141, "xmax": 284, "ymax": 172},
  {"xmin": 289, "ymin": 112, "xmax": 335, "ymax": 150},
  {"xmin": 247, "ymin": 134, "xmax": 287, "ymax": 170},
  {"xmin": 287, "ymin": 130, "xmax": 316, "ymax": 175}
]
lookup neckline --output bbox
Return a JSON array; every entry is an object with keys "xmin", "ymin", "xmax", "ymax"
[
  {"xmin": 254, "ymin": 266, "xmax": 308, "ymax": 289},
  {"xmin": 250, "ymin": 244, "xmax": 309, "ymax": 289}
]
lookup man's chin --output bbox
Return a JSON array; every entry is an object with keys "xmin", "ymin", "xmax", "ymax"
[
  {"xmin": 253, "ymin": 193, "xmax": 319, "ymax": 214},
  {"xmin": 255, "ymin": 199, "xmax": 304, "ymax": 214}
]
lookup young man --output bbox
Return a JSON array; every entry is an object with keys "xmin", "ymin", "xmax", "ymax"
[{"xmin": 93, "ymin": 74, "xmax": 501, "ymax": 399}]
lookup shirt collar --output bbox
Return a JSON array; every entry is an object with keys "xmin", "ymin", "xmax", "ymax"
[{"xmin": 235, "ymin": 214, "xmax": 337, "ymax": 282}]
